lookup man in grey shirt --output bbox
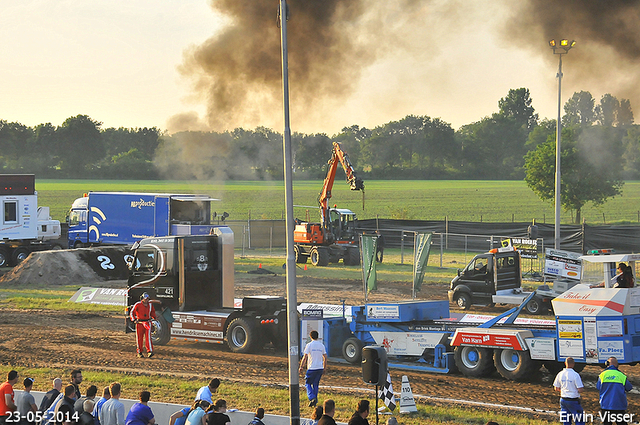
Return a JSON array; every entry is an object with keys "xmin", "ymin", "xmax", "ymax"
[
  {"xmin": 99, "ymin": 384, "xmax": 124, "ymax": 425},
  {"xmin": 16, "ymin": 378, "xmax": 37, "ymax": 425}
]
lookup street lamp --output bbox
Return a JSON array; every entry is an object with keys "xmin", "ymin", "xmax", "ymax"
[{"xmin": 549, "ymin": 39, "xmax": 575, "ymax": 249}]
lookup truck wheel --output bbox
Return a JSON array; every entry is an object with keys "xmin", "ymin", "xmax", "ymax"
[
  {"xmin": 227, "ymin": 317, "xmax": 259, "ymax": 353},
  {"xmin": 0, "ymin": 247, "xmax": 8, "ymax": 267},
  {"xmin": 454, "ymin": 293, "xmax": 471, "ymax": 310},
  {"xmin": 294, "ymin": 246, "xmax": 307, "ymax": 264},
  {"xmin": 151, "ymin": 314, "xmax": 171, "ymax": 346},
  {"xmin": 11, "ymin": 248, "xmax": 30, "ymax": 266},
  {"xmin": 525, "ymin": 296, "xmax": 546, "ymax": 315},
  {"xmin": 454, "ymin": 346, "xmax": 495, "ymax": 377},
  {"xmin": 494, "ymin": 349, "xmax": 540, "ymax": 381},
  {"xmin": 342, "ymin": 337, "xmax": 364, "ymax": 364},
  {"xmin": 310, "ymin": 247, "xmax": 329, "ymax": 266},
  {"xmin": 343, "ymin": 248, "xmax": 360, "ymax": 266}
]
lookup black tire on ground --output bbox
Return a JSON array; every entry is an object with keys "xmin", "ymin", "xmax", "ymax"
[
  {"xmin": 49, "ymin": 243, "xmax": 64, "ymax": 250},
  {"xmin": 543, "ymin": 361, "xmax": 564, "ymax": 375},
  {"xmin": 494, "ymin": 348, "xmax": 541, "ymax": 381},
  {"xmin": 344, "ymin": 248, "xmax": 360, "ymax": 266},
  {"xmin": 454, "ymin": 292, "xmax": 472, "ymax": 310},
  {"xmin": 73, "ymin": 241, "xmax": 85, "ymax": 249},
  {"xmin": 227, "ymin": 317, "xmax": 260, "ymax": 353},
  {"xmin": 151, "ymin": 313, "xmax": 171, "ymax": 346},
  {"xmin": 310, "ymin": 247, "xmax": 330, "ymax": 266},
  {"xmin": 294, "ymin": 245, "xmax": 307, "ymax": 264},
  {"xmin": 454, "ymin": 346, "xmax": 495, "ymax": 377},
  {"xmin": 525, "ymin": 296, "xmax": 547, "ymax": 315},
  {"xmin": 11, "ymin": 247, "xmax": 30, "ymax": 266},
  {"xmin": 0, "ymin": 247, "xmax": 9, "ymax": 267},
  {"xmin": 342, "ymin": 337, "xmax": 364, "ymax": 364}
]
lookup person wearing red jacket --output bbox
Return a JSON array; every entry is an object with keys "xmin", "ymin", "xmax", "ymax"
[{"xmin": 129, "ymin": 293, "xmax": 157, "ymax": 358}]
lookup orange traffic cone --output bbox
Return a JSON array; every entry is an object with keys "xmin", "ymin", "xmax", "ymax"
[
  {"xmin": 304, "ymin": 265, "xmax": 307, "ymax": 270},
  {"xmin": 259, "ymin": 263, "xmax": 262, "ymax": 268}
]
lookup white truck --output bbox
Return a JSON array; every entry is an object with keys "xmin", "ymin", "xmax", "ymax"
[{"xmin": 0, "ymin": 174, "xmax": 62, "ymax": 266}]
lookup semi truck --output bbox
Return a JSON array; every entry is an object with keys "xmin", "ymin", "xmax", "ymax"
[
  {"xmin": 67, "ymin": 192, "xmax": 224, "ymax": 248},
  {"xmin": 293, "ymin": 142, "xmax": 364, "ymax": 266},
  {"xmin": 303, "ymin": 254, "xmax": 640, "ymax": 381},
  {"xmin": 125, "ymin": 231, "xmax": 287, "ymax": 353},
  {"xmin": 447, "ymin": 247, "xmax": 580, "ymax": 315},
  {"xmin": 0, "ymin": 174, "xmax": 62, "ymax": 267}
]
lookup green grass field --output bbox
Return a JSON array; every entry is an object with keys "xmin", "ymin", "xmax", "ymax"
[{"xmin": 35, "ymin": 179, "xmax": 640, "ymax": 225}]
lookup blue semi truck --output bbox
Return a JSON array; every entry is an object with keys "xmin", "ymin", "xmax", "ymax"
[{"xmin": 67, "ymin": 192, "xmax": 224, "ymax": 248}]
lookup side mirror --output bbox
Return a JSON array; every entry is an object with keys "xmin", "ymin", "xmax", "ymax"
[{"xmin": 457, "ymin": 269, "xmax": 461, "ymax": 276}]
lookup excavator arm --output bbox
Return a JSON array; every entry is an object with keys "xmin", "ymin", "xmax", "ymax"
[{"xmin": 317, "ymin": 142, "xmax": 364, "ymax": 227}]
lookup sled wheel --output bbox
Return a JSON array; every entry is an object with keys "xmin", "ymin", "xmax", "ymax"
[
  {"xmin": 151, "ymin": 313, "xmax": 171, "ymax": 346},
  {"xmin": 342, "ymin": 337, "xmax": 364, "ymax": 364},
  {"xmin": 454, "ymin": 346, "xmax": 495, "ymax": 377},
  {"xmin": 494, "ymin": 349, "xmax": 540, "ymax": 381},
  {"xmin": 227, "ymin": 317, "xmax": 259, "ymax": 353}
]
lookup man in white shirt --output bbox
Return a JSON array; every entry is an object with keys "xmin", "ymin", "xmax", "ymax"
[
  {"xmin": 99, "ymin": 383, "xmax": 124, "ymax": 425},
  {"xmin": 299, "ymin": 330, "xmax": 327, "ymax": 408},
  {"xmin": 194, "ymin": 379, "xmax": 220, "ymax": 404},
  {"xmin": 553, "ymin": 357, "xmax": 585, "ymax": 425}
]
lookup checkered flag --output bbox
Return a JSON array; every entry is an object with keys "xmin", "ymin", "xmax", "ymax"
[{"xmin": 378, "ymin": 372, "xmax": 396, "ymax": 411}]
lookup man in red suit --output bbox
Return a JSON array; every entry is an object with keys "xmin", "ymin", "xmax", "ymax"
[{"xmin": 129, "ymin": 292, "xmax": 157, "ymax": 358}]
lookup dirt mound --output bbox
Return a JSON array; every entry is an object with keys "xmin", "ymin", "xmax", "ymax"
[{"xmin": 0, "ymin": 249, "xmax": 114, "ymax": 286}]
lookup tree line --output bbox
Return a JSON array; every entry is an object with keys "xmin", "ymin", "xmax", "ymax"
[{"xmin": 0, "ymin": 89, "xmax": 638, "ymax": 221}]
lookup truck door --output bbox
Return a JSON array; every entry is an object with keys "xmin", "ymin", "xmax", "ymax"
[
  {"xmin": 495, "ymin": 253, "xmax": 521, "ymax": 291},
  {"xmin": 461, "ymin": 255, "xmax": 493, "ymax": 295},
  {"xmin": 178, "ymin": 236, "xmax": 222, "ymax": 311}
]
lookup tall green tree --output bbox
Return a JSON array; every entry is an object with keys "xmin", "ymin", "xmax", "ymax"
[
  {"xmin": 563, "ymin": 91, "xmax": 596, "ymax": 126},
  {"xmin": 56, "ymin": 115, "xmax": 104, "ymax": 175}
]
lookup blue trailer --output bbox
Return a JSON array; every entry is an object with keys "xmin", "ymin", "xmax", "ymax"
[
  {"xmin": 67, "ymin": 192, "xmax": 222, "ymax": 248},
  {"xmin": 302, "ymin": 279, "xmax": 640, "ymax": 381}
]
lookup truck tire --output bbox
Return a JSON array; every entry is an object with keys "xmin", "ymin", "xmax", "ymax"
[
  {"xmin": 11, "ymin": 248, "xmax": 30, "ymax": 266},
  {"xmin": 310, "ymin": 247, "xmax": 329, "ymax": 267},
  {"xmin": 227, "ymin": 317, "xmax": 260, "ymax": 353},
  {"xmin": 342, "ymin": 337, "xmax": 364, "ymax": 364},
  {"xmin": 494, "ymin": 348, "xmax": 540, "ymax": 381},
  {"xmin": 0, "ymin": 247, "xmax": 8, "ymax": 267},
  {"xmin": 294, "ymin": 245, "xmax": 307, "ymax": 264},
  {"xmin": 454, "ymin": 346, "xmax": 495, "ymax": 377},
  {"xmin": 151, "ymin": 314, "xmax": 171, "ymax": 346},
  {"xmin": 343, "ymin": 248, "xmax": 360, "ymax": 266},
  {"xmin": 454, "ymin": 292, "xmax": 472, "ymax": 310},
  {"xmin": 525, "ymin": 296, "xmax": 547, "ymax": 315}
]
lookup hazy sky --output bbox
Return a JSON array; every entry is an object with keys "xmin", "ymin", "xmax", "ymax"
[{"xmin": 2, "ymin": 0, "xmax": 637, "ymax": 135}]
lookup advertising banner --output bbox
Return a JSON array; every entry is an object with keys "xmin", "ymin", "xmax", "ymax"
[
  {"xmin": 413, "ymin": 233, "xmax": 432, "ymax": 294},
  {"xmin": 360, "ymin": 234, "xmax": 378, "ymax": 296}
]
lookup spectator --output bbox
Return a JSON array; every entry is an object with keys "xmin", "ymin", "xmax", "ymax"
[
  {"xmin": 125, "ymin": 391, "xmax": 154, "ymax": 425},
  {"xmin": 75, "ymin": 386, "xmax": 98, "ymax": 414},
  {"xmin": 375, "ymin": 231, "xmax": 385, "ymax": 263},
  {"xmin": 16, "ymin": 378, "xmax": 37, "ymax": 425},
  {"xmin": 69, "ymin": 371, "xmax": 83, "ymax": 401},
  {"xmin": 317, "ymin": 400, "xmax": 336, "ymax": 425},
  {"xmin": 39, "ymin": 379, "xmax": 62, "ymax": 413},
  {"xmin": 53, "ymin": 385, "xmax": 77, "ymax": 425},
  {"xmin": 0, "ymin": 370, "xmax": 19, "ymax": 425},
  {"xmin": 248, "ymin": 408, "xmax": 265, "ymax": 425},
  {"xmin": 185, "ymin": 401, "xmax": 210, "ymax": 425},
  {"xmin": 44, "ymin": 372, "xmax": 82, "ymax": 425},
  {"xmin": 553, "ymin": 357, "xmax": 584, "ymax": 425},
  {"xmin": 347, "ymin": 400, "xmax": 369, "ymax": 425},
  {"xmin": 78, "ymin": 401, "xmax": 95, "ymax": 425},
  {"xmin": 99, "ymin": 383, "xmax": 124, "ymax": 425},
  {"xmin": 92, "ymin": 388, "xmax": 110, "ymax": 425},
  {"xmin": 597, "ymin": 357, "xmax": 633, "ymax": 425},
  {"xmin": 303, "ymin": 406, "xmax": 323, "ymax": 425},
  {"xmin": 386, "ymin": 418, "xmax": 398, "ymax": 425},
  {"xmin": 195, "ymin": 380, "xmax": 220, "ymax": 404},
  {"xmin": 205, "ymin": 399, "xmax": 230, "ymax": 425},
  {"xmin": 169, "ymin": 401, "xmax": 200, "ymax": 425},
  {"xmin": 299, "ymin": 330, "xmax": 327, "ymax": 408}
]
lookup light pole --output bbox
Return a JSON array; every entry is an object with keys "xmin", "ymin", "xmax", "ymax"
[{"xmin": 549, "ymin": 39, "xmax": 575, "ymax": 249}]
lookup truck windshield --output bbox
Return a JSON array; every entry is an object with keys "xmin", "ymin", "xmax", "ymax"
[{"xmin": 133, "ymin": 249, "xmax": 156, "ymax": 273}]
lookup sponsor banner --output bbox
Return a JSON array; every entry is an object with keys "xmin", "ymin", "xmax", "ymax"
[
  {"xmin": 506, "ymin": 238, "xmax": 538, "ymax": 259},
  {"xmin": 171, "ymin": 328, "xmax": 223, "ymax": 340},
  {"xmin": 458, "ymin": 313, "xmax": 555, "ymax": 326},
  {"xmin": 527, "ymin": 338, "xmax": 556, "ymax": 361},
  {"xmin": 544, "ymin": 248, "xmax": 582, "ymax": 281},
  {"xmin": 598, "ymin": 340, "xmax": 624, "ymax": 360},
  {"xmin": 301, "ymin": 309, "xmax": 323, "ymax": 319},
  {"xmin": 452, "ymin": 330, "xmax": 525, "ymax": 350},
  {"xmin": 69, "ymin": 287, "xmax": 127, "ymax": 305},
  {"xmin": 367, "ymin": 304, "xmax": 400, "ymax": 320},
  {"xmin": 558, "ymin": 319, "xmax": 583, "ymax": 339},
  {"xmin": 369, "ymin": 331, "xmax": 447, "ymax": 356},
  {"xmin": 297, "ymin": 303, "xmax": 353, "ymax": 318},
  {"xmin": 559, "ymin": 339, "xmax": 584, "ymax": 358}
]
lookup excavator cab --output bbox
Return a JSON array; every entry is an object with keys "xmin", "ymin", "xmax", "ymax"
[{"xmin": 327, "ymin": 208, "xmax": 357, "ymax": 243}]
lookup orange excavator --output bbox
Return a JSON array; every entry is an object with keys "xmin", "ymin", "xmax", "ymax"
[{"xmin": 293, "ymin": 142, "xmax": 365, "ymax": 266}]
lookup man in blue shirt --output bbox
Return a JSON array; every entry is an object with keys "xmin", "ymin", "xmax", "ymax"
[
  {"xmin": 194, "ymin": 379, "xmax": 220, "ymax": 404},
  {"xmin": 596, "ymin": 357, "xmax": 633, "ymax": 425}
]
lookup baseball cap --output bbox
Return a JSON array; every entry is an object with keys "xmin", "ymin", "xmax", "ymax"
[{"xmin": 141, "ymin": 292, "xmax": 150, "ymax": 300}]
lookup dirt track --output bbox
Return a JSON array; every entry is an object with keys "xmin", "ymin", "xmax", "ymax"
[{"xmin": 0, "ymin": 273, "xmax": 639, "ymax": 421}]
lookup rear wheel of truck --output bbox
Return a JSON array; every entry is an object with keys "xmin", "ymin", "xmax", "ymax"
[
  {"xmin": 494, "ymin": 348, "xmax": 540, "ymax": 381},
  {"xmin": 342, "ymin": 337, "xmax": 364, "ymax": 364},
  {"xmin": 525, "ymin": 296, "xmax": 547, "ymax": 315},
  {"xmin": 310, "ymin": 247, "xmax": 329, "ymax": 266},
  {"xmin": 151, "ymin": 314, "xmax": 171, "ymax": 346},
  {"xmin": 0, "ymin": 247, "xmax": 8, "ymax": 267},
  {"xmin": 294, "ymin": 245, "xmax": 307, "ymax": 264},
  {"xmin": 11, "ymin": 248, "xmax": 30, "ymax": 266},
  {"xmin": 454, "ymin": 292, "xmax": 471, "ymax": 310},
  {"xmin": 454, "ymin": 346, "xmax": 495, "ymax": 377},
  {"xmin": 343, "ymin": 248, "xmax": 360, "ymax": 266},
  {"xmin": 227, "ymin": 317, "xmax": 259, "ymax": 353}
]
